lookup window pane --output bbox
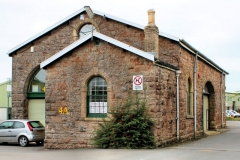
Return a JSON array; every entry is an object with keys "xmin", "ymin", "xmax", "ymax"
[
  {"xmin": 187, "ymin": 78, "xmax": 192, "ymax": 115},
  {"xmin": 28, "ymin": 69, "xmax": 46, "ymax": 92},
  {"xmin": 79, "ymin": 24, "xmax": 96, "ymax": 38},
  {"xmin": 87, "ymin": 77, "xmax": 107, "ymax": 117},
  {"xmin": 0, "ymin": 121, "xmax": 14, "ymax": 129},
  {"xmin": 30, "ymin": 121, "xmax": 44, "ymax": 128},
  {"xmin": 14, "ymin": 122, "xmax": 25, "ymax": 129}
]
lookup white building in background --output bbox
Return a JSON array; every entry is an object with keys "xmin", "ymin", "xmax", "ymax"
[
  {"xmin": 226, "ymin": 92, "xmax": 240, "ymax": 111},
  {"xmin": 0, "ymin": 80, "xmax": 12, "ymax": 122}
]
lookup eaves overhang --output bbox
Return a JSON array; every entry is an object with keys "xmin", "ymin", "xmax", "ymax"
[
  {"xmin": 154, "ymin": 59, "xmax": 179, "ymax": 72},
  {"xmin": 179, "ymin": 39, "xmax": 229, "ymax": 75}
]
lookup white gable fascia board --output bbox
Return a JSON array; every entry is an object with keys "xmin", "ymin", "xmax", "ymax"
[
  {"xmin": 40, "ymin": 34, "xmax": 91, "ymax": 69},
  {"xmin": 159, "ymin": 31, "xmax": 179, "ymax": 42},
  {"xmin": 93, "ymin": 32, "xmax": 154, "ymax": 62},
  {"xmin": 41, "ymin": 31, "xmax": 154, "ymax": 68},
  {"xmin": 7, "ymin": 8, "xmax": 85, "ymax": 56}
]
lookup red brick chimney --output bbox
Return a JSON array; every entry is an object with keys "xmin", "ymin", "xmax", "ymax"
[{"xmin": 144, "ymin": 9, "xmax": 159, "ymax": 58}]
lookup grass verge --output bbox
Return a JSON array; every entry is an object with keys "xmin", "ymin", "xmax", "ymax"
[{"xmin": 226, "ymin": 117, "xmax": 240, "ymax": 121}]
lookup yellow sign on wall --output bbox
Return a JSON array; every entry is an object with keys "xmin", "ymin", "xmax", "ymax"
[
  {"xmin": 59, "ymin": 107, "xmax": 69, "ymax": 114},
  {"xmin": 42, "ymin": 86, "xmax": 46, "ymax": 92}
]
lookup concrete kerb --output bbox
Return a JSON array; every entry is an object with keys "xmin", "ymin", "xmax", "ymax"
[{"xmin": 204, "ymin": 128, "xmax": 229, "ymax": 136}]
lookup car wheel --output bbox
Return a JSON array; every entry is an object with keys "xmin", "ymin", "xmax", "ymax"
[
  {"xmin": 19, "ymin": 136, "xmax": 29, "ymax": 147},
  {"xmin": 36, "ymin": 140, "xmax": 44, "ymax": 146}
]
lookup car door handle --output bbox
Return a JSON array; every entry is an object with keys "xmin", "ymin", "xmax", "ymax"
[{"xmin": 8, "ymin": 130, "xmax": 11, "ymax": 132}]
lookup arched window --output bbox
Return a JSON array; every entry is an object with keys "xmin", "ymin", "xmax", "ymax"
[
  {"xmin": 27, "ymin": 69, "xmax": 46, "ymax": 98},
  {"xmin": 79, "ymin": 24, "xmax": 95, "ymax": 38},
  {"xmin": 87, "ymin": 76, "xmax": 107, "ymax": 118},
  {"xmin": 187, "ymin": 78, "xmax": 192, "ymax": 116}
]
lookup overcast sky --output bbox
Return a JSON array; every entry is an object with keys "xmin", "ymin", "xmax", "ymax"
[{"xmin": 1, "ymin": 0, "xmax": 239, "ymax": 92}]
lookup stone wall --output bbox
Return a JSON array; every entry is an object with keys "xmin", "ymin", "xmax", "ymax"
[
  {"xmin": 159, "ymin": 37, "xmax": 180, "ymax": 68},
  {"xmin": 157, "ymin": 36, "xmax": 226, "ymax": 139},
  {"xmin": 177, "ymin": 47, "xmax": 226, "ymax": 138},
  {"xmin": 151, "ymin": 67, "xmax": 177, "ymax": 146},
  {"xmin": 43, "ymin": 40, "xmax": 177, "ymax": 148}
]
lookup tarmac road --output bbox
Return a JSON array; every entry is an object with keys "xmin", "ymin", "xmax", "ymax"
[{"xmin": 1, "ymin": 121, "xmax": 240, "ymax": 160}]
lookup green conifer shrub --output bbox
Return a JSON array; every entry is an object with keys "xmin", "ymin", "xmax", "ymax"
[{"xmin": 92, "ymin": 90, "xmax": 156, "ymax": 149}]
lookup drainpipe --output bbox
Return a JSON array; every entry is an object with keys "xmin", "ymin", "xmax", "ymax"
[
  {"xmin": 194, "ymin": 52, "xmax": 198, "ymax": 139},
  {"xmin": 221, "ymin": 71, "xmax": 224, "ymax": 128},
  {"xmin": 176, "ymin": 70, "xmax": 181, "ymax": 141}
]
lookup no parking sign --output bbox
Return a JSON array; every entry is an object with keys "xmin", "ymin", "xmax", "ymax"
[{"xmin": 133, "ymin": 75, "xmax": 143, "ymax": 90}]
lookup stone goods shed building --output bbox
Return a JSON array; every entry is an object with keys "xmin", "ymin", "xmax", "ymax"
[{"xmin": 8, "ymin": 6, "xmax": 228, "ymax": 149}]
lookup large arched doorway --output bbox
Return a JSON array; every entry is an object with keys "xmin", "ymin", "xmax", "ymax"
[
  {"xmin": 203, "ymin": 82, "xmax": 215, "ymax": 132},
  {"xmin": 27, "ymin": 69, "xmax": 46, "ymax": 125}
]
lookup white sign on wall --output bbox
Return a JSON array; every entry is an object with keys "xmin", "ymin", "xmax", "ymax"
[
  {"xmin": 133, "ymin": 75, "xmax": 143, "ymax": 90},
  {"xmin": 90, "ymin": 102, "xmax": 107, "ymax": 113}
]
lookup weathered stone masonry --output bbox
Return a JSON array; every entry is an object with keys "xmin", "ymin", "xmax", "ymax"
[{"xmin": 43, "ymin": 40, "xmax": 177, "ymax": 148}]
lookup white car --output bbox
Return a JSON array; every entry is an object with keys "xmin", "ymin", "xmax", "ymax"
[
  {"xmin": 226, "ymin": 112, "xmax": 232, "ymax": 117},
  {"xmin": 0, "ymin": 119, "xmax": 45, "ymax": 147},
  {"xmin": 226, "ymin": 110, "xmax": 240, "ymax": 118}
]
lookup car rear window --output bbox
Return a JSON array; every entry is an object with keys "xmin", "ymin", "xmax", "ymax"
[{"xmin": 29, "ymin": 121, "xmax": 44, "ymax": 128}]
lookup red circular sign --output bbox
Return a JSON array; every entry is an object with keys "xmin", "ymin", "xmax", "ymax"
[{"xmin": 134, "ymin": 76, "xmax": 142, "ymax": 86}]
